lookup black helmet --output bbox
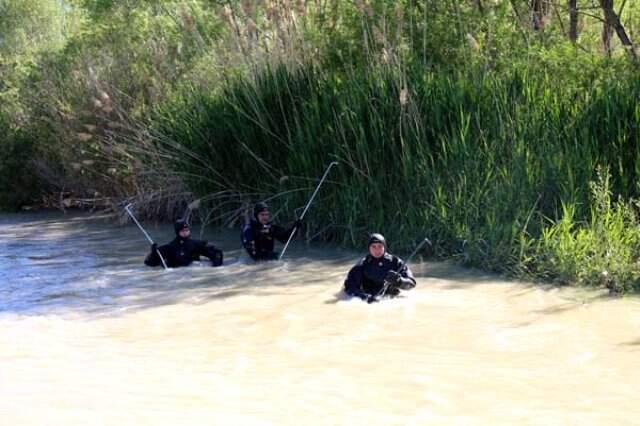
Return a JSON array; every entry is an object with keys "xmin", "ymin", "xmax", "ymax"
[
  {"xmin": 368, "ymin": 233, "xmax": 386, "ymax": 248},
  {"xmin": 174, "ymin": 219, "xmax": 190, "ymax": 235},
  {"xmin": 253, "ymin": 202, "xmax": 269, "ymax": 219}
]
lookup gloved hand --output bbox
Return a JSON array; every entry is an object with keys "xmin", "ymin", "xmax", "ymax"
[
  {"xmin": 294, "ymin": 218, "xmax": 303, "ymax": 228},
  {"xmin": 397, "ymin": 278, "xmax": 416, "ymax": 290},
  {"xmin": 384, "ymin": 270, "xmax": 401, "ymax": 285},
  {"xmin": 210, "ymin": 249, "xmax": 223, "ymax": 267},
  {"xmin": 151, "ymin": 243, "xmax": 158, "ymax": 253},
  {"xmin": 385, "ymin": 286, "xmax": 401, "ymax": 297},
  {"xmin": 366, "ymin": 295, "xmax": 379, "ymax": 304}
]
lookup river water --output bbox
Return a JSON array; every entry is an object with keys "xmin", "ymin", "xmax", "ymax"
[{"xmin": 1, "ymin": 212, "xmax": 639, "ymax": 425}]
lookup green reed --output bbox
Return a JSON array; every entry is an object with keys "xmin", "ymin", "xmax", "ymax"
[{"xmin": 150, "ymin": 63, "xmax": 640, "ymax": 291}]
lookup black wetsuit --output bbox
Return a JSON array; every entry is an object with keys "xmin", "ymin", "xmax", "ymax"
[
  {"xmin": 344, "ymin": 253, "xmax": 416, "ymax": 300},
  {"xmin": 145, "ymin": 237, "xmax": 223, "ymax": 268},
  {"xmin": 241, "ymin": 219, "xmax": 296, "ymax": 261}
]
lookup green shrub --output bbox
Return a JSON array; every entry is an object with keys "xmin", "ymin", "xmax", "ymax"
[{"xmin": 530, "ymin": 168, "xmax": 640, "ymax": 292}]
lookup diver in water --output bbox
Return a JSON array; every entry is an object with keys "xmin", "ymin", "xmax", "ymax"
[
  {"xmin": 144, "ymin": 220, "xmax": 223, "ymax": 268},
  {"xmin": 343, "ymin": 233, "xmax": 416, "ymax": 303},
  {"xmin": 241, "ymin": 202, "xmax": 302, "ymax": 261}
]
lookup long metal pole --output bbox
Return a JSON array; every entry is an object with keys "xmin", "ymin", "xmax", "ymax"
[
  {"xmin": 125, "ymin": 204, "xmax": 168, "ymax": 269},
  {"xmin": 406, "ymin": 238, "xmax": 431, "ymax": 264},
  {"xmin": 279, "ymin": 161, "xmax": 338, "ymax": 261}
]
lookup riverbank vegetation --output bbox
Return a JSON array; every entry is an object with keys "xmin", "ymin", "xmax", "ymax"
[{"xmin": 2, "ymin": 0, "xmax": 640, "ymax": 292}]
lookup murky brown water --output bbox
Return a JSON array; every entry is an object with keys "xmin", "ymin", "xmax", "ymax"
[{"xmin": 1, "ymin": 213, "xmax": 639, "ymax": 425}]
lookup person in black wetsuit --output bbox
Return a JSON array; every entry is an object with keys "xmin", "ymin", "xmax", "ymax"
[
  {"xmin": 241, "ymin": 202, "xmax": 302, "ymax": 261},
  {"xmin": 343, "ymin": 233, "xmax": 416, "ymax": 303},
  {"xmin": 144, "ymin": 220, "xmax": 223, "ymax": 268}
]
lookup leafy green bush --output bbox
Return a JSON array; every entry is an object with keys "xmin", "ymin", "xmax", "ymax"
[{"xmin": 530, "ymin": 168, "xmax": 640, "ymax": 292}]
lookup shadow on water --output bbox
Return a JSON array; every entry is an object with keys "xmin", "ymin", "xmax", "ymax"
[
  {"xmin": 619, "ymin": 338, "xmax": 640, "ymax": 349},
  {"xmin": 424, "ymin": 261, "xmax": 500, "ymax": 286},
  {"xmin": 323, "ymin": 291, "xmax": 351, "ymax": 305}
]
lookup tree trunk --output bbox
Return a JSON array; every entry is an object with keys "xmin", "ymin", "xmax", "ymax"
[
  {"xmin": 601, "ymin": 0, "xmax": 615, "ymax": 55},
  {"xmin": 530, "ymin": 0, "xmax": 550, "ymax": 30},
  {"xmin": 568, "ymin": 0, "xmax": 578, "ymax": 42},
  {"xmin": 599, "ymin": 0, "xmax": 638, "ymax": 61}
]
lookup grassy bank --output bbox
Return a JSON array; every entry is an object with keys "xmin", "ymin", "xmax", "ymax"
[{"xmin": 146, "ymin": 62, "xmax": 640, "ymax": 291}]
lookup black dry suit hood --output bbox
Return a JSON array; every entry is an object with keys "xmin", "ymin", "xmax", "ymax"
[
  {"xmin": 174, "ymin": 220, "xmax": 190, "ymax": 237},
  {"xmin": 368, "ymin": 233, "xmax": 386, "ymax": 249},
  {"xmin": 253, "ymin": 202, "xmax": 269, "ymax": 221}
]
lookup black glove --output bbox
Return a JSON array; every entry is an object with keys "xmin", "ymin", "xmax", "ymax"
[
  {"xmin": 367, "ymin": 295, "xmax": 379, "ymax": 304},
  {"xmin": 294, "ymin": 218, "xmax": 303, "ymax": 228},
  {"xmin": 397, "ymin": 278, "xmax": 416, "ymax": 290},
  {"xmin": 385, "ymin": 286, "xmax": 401, "ymax": 297},
  {"xmin": 210, "ymin": 249, "xmax": 223, "ymax": 267},
  {"xmin": 384, "ymin": 270, "xmax": 401, "ymax": 285},
  {"xmin": 151, "ymin": 243, "xmax": 158, "ymax": 252}
]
